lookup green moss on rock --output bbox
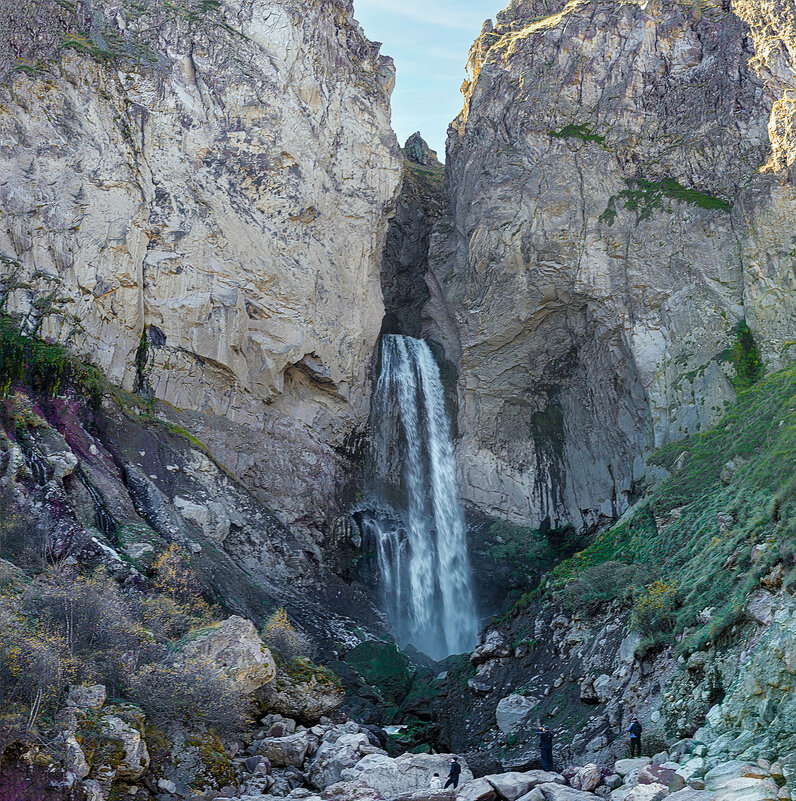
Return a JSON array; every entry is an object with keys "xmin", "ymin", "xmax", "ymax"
[
  {"xmin": 601, "ymin": 177, "xmax": 731, "ymax": 225},
  {"xmin": 549, "ymin": 123, "xmax": 606, "ymax": 146},
  {"xmin": 548, "ymin": 362, "xmax": 796, "ymax": 650},
  {"xmin": 343, "ymin": 641, "xmax": 414, "ymax": 704}
]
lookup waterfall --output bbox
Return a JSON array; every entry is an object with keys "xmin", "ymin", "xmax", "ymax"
[{"xmin": 369, "ymin": 334, "xmax": 478, "ymax": 660}]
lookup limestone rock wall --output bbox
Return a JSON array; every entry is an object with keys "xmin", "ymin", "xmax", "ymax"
[
  {"xmin": 0, "ymin": 0, "xmax": 401, "ymax": 539},
  {"xmin": 428, "ymin": 0, "xmax": 796, "ymax": 532}
]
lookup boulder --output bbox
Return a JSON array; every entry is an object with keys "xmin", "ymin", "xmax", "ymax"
[
  {"xmin": 36, "ymin": 426, "xmax": 79, "ymax": 480},
  {"xmin": 100, "ymin": 714, "xmax": 149, "ymax": 780},
  {"xmin": 322, "ymin": 779, "xmax": 385, "ymax": 800},
  {"xmin": 745, "ymin": 591, "xmax": 778, "ymax": 626},
  {"xmin": 623, "ymin": 784, "xmax": 668, "ymax": 801},
  {"xmin": 66, "ymin": 684, "xmax": 106, "ymax": 710},
  {"xmin": 769, "ymin": 764, "xmax": 784, "ymax": 782},
  {"xmin": 259, "ymin": 662, "xmax": 344, "ymax": 722},
  {"xmin": 676, "ymin": 759, "xmax": 706, "ymax": 782},
  {"xmin": 615, "ymin": 760, "xmax": 652, "ymax": 778},
  {"xmin": 669, "ymin": 741, "xmax": 696, "ymax": 763},
  {"xmin": 669, "ymin": 775, "xmax": 687, "ymax": 793},
  {"xmin": 308, "ymin": 732, "xmax": 376, "ymax": 789},
  {"xmin": 712, "ymin": 778, "xmax": 780, "ymax": 801},
  {"xmin": 63, "ymin": 734, "xmax": 90, "ymax": 780},
  {"xmin": 666, "ymin": 791, "xmax": 713, "ymax": 801},
  {"xmin": 243, "ymin": 755, "xmax": 270, "ymax": 775},
  {"xmin": 258, "ymin": 733, "xmax": 313, "ymax": 768},
  {"xmin": 394, "ymin": 791, "xmax": 455, "ymax": 801},
  {"xmin": 496, "ymin": 695, "xmax": 539, "ymax": 734},
  {"xmin": 571, "ymin": 764, "xmax": 603, "ymax": 792},
  {"xmin": 472, "ymin": 632, "xmax": 511, "ymax": 665},
  {"xmin": 593, "ymin": 674, "xmax": 615, "ymax": 703},
  {"xmin": 605, "ymin": 776, "xmax": 622, "ymax": 791},
  {"xmin": 580, "ymin": 678, "xmax": 599, "ymax": 704},
  {"xmin": 639, "ymin": 766, "xmax": 677, "ymax": 786},
  {"xmin": 341, "ymin": 753, "xmax": 473, "ymax": 797},
  {"xmin": 487, "ymin": 771, "xmax": 563, "ymax": 800},
  {"xmin": 83, "ymin": 779, "xmax": 105, "ymax": 801},
  {"xmin": 518, "ymin": 782, "xmax": 602, "ymax": 801},
  {"xmin": 706, "ymin": 763, "xmax": 751, "ymax": 790},
  {"xmin": 262, "ymin": 714, "xmax": 298, "ymax": 738},
  {"xmin": 179, "ymin": 616, "xmax": 276, "ymax": 694},
  {"xmin": 458, "ymin": 778, "xmax": 499, "ymax": 801}
]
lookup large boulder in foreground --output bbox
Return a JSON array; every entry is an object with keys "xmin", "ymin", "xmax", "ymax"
[
  {"xmin": 180, "ymin": 616, "xmax": 276, "ymax": 693},
  {"xmin": 308, "ymin": 729, "xmax": 382, "ymax": 789},
  {"xmin": 484, "ymin": 771, "xmax": 567, "ymax": 801},
  {"xmin": 519, "ymin": 782, "xmax": 604, "ymax": 801},
  {"xmin": 341, "ymin": 752, "xmax": 473, "ymax": 797}
]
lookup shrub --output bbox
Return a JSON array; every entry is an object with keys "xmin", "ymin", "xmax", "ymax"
[
  {"xmin": 132, "ymin": 593, "xmax": 197, "ymax": 641},
  {"xmin": 0, "ymin": 491, "xmax": 51, "ymax": 570},
  {"xmin": 0, "ymin": 314, "xmax": 104, "ymax": 406},
  {"xmin": 262, "ymin": 608, "xmax": 315, "ymax": 663},
  {"xmin": 632, "ymin": 581, "xmax": 679, "ymax": 637},
  {"xmin": 151, "ymin": 544, "xmax": 211, "ymax": 618},
  {"xmin": 0, "ymin": 613, "xmax": 77, "ymax": 729},
  {"xmin": 728, "ymin": 321, "xmax": 764, "ymax": 390},
  {"xmin": 562, "ymin": 561, "xmax": 641, "ymax": 611},
  {"xmin": 127, "ymin": 657, "xmax": 247, "ymax": 736},
  {"xmin": 34, "ymin": 567, "xmax": 142, "ymax": 656}
]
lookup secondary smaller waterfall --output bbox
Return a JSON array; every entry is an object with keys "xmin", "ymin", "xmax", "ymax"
[{"xmin": 368, "ymin": 334, "xmax": 478, "ymax": 660}]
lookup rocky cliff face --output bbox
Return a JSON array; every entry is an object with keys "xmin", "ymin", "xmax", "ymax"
[
  {"xmin": 427, "ymin": 0, "xmax": 796, "ymax": 533},
  {"xmin": 0, "ymin": 0, "xmax": 401, "ymax": 542}
]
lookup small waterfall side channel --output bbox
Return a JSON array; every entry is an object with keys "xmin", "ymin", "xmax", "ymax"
[{"xmin": 358, "ymin": 334, "xmax": 478, "ymax": 660}]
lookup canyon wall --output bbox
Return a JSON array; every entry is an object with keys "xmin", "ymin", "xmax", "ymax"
[
  {"xmin": 0, "ymin": 0, "xmax": 401, "ymax": 545},
  {"xmin": 427, "ymin": 0, "xmax": 796, "ymax": 533}
]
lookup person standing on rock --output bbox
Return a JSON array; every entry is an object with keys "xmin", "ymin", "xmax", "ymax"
[
  {"xmin": 444, "ymin": 758, "xmax": 462, "ymax": 789},
  {"xmin": 627, "ymin": 717, "xmax": 643, "ymax": 757},
  {"xmin": 537, "ymin": 725, "xmax": 554, "ymax": 771},
  {"xmin": 430, "ymin": 773, "xmax": 442, "ymax": 789}
]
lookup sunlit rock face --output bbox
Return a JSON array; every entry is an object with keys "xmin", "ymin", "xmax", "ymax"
[
  {"xmin": 0, "ymin": 0, "xmax": 401, "ymax": 540},
  {"xmin": 428, "ymin": 0, "xmax": 796, "ymax": 532}
]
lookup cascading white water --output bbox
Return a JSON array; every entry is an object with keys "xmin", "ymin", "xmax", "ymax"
[{"xmin": 370, "ymin": 334, "xmax": 478, "ymax": 659}]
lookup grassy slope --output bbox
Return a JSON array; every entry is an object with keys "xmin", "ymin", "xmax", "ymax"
[{"xmin": 518, "ymin": 362, "xmax": 796, "ymax": 651}]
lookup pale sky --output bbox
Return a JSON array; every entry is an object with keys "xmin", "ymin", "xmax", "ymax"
[{"xmin": 352, "ymin": 0, "xmax": 508, "ymax": 160}]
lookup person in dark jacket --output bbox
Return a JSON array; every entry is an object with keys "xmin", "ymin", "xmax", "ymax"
[
  {"xmin": 537, "ymin": 726, "xmax": 554, "ymax": 771},
  {"xmin": 444, "ymin": 757, "xmax": 462, "ymax": 789},
  {"xmin": 627, "ymin": 718, "xmax": 643, "ymax": 757}
]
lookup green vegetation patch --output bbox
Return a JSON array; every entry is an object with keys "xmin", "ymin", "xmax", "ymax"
[
  {"xmin": 281, "ymin": 657, "xmax": 344, "ymax": 694},
  {"xmin": 0, "ymin": 314, "xmax": 104, "ymax": 406},
  {"xmin": 549, "ymin": 124, "xmax": 606, "ymax": 146},
  {"xmin": 481, "ymin": 519, "xmax": 557, "ymax": 585},
  {"xmin": 344, "ymin": 640, "xmax": 413, "ymax": 702},
  {"xmin": 721, "ymin": 320, "xmax": 764, "ymax": 391},
  {"xmin": 601, "ymin": 177, "xmax": 731, "ymax": 225},
  {"xmin": 546, "ymin": 362, "xmax": 796, "ymax": 650}
]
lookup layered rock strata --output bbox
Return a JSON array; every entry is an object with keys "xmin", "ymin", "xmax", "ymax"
[
  {"xmin": 0, "ymin": 0, "xmax": 401, "ymax": 539},
  {"xmin": 428, "ymin": 0, "xmax": 796, "ymax": 532}
]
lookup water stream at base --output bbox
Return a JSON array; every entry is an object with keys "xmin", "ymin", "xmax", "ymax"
[{"xmin": 367, "ymin": 334, "xmax": 478, "ymax": 660}]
